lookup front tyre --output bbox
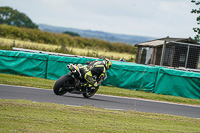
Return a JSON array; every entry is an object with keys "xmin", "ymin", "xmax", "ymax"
[
  {"xmin": 53, "ymin": 75, "xmax": 74, "ymax": 95},
  {"xmin": 83, "ymin": 86, "xmax": 99, "ymax": 98}
]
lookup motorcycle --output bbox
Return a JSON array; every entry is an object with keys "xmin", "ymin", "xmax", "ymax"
[{"xmin": 53, "ymin": 64, "xmax": 107, "ymax": 98}]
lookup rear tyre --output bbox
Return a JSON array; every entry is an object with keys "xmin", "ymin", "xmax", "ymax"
[
  {"xmin": 83, "ymin": 86, "xmax": 99, "ymax": 98},
  {"xmin": 53, "ymin": 75, "xmax": 74, "ymax": 95}
]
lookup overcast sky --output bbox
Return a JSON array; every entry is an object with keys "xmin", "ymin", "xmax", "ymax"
[{"xmin": 0, "ymin": 0, "xmax": 198, "ymax": 38}]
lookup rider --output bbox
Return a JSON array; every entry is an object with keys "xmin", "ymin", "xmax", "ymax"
[
  {"xmin": 68, "ymin": 58, "xmax": 112, "ymax": 87},
  {"xmin": 84, "ymin": 58, "xmax": 112, "ymax": 87}
]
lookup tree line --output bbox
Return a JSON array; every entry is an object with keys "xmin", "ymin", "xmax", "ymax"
[
  {"xmin": 0, "ymin": 6, "xmax": 38, "ymax": 29},
  {"xmin": 191, "ymin": 0, "xmax": 200, "ymax": 42},
  {"xmin": 0, "ymin": 24, "xmax": 137, "ymax": 54}
]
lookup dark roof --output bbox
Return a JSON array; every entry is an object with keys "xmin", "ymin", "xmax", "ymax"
[{"xmin": 135, "ymin": 37, "xmax": 199, "ymax": 47}]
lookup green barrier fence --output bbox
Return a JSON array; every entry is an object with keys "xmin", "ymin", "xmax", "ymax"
[
  {"xmin": 0, "ymin": 50, "xmax": 49, "ymax": 78},
  {"xmin": 0, "ymin": 50, "xmax": 199, "ymax": 99},
  {"xmin": 102, "ymin": 61, "xmax": 158, "ymax": 92},
  {"xmin": 154, "ymin": 67, "xmax": 200, "ymax": 99}
]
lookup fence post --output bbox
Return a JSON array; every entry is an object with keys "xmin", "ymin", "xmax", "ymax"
[
  {"xmin": 45, "ymin": 55, "xmax": 49, "ymax": 79},
  {"xmin": 185, "ymin": 45, "xmax": 190, "ymax": 68},
  {"xmin": 160, "ymin": 41, "xmax": 166, "ymax": 66}
]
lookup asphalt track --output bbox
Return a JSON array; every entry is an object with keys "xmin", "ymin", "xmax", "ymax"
[{"xmin": 0, "ymin": 84, "xmax": 199, "ymax": 118}]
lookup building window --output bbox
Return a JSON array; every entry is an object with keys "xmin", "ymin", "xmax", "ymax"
[{"xmin": 140, "ymin": 47, "xmax": 153, "ymax": 64}]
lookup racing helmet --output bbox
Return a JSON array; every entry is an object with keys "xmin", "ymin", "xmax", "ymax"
[{"xmin": 103, "ymin": 58, "xmax": 112, "ymax": 70}]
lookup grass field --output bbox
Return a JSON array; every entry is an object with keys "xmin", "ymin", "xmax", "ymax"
[
  {"xmin": 0, "ymin": 37, "xmax": 135, "ymax": 61},
  {"xmin": 0, "ymin": 73, "xmax": 200, "ymax": 106},
  {"xmin": 0, "ymin": 99, "xmax": 200, "ymax": 133},
  {"xmin": 0, "ymin": 74, "xmax": 200, "ymax": 132}
]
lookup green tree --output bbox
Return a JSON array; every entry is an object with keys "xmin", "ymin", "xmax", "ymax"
[
  {"xmin": 0, "ymin": 6, "xmax": 38, "ymax": 29},
  {"xmin": 63, "ymin": 31, "xmax": 80, "ymax": 37},
  {"xmin": 191, "ymin": 0, "xmax": 200, "ymax": 42}
]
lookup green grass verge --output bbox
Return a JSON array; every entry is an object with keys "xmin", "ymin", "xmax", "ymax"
[
  {"xmin": 0, "ymin": 99, "xmax": 200, "ymax": 133},
  {"xmin": 0, "ymin": 73, "xmax": 200, "ymax": 105}
]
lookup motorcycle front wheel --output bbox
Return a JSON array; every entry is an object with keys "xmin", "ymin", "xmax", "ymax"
[
  {"xmin": 53, "ymin": 75, "xmax": 74, "ymax": 95},
  {"xmin": 83, "ymin": 86, "xmax": 99, "ymax": 98}
]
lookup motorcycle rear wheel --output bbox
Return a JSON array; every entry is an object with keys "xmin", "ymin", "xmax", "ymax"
[
  {"xmin": 53, "ymin": 75, "xmax": 74, "ymax": 95},
  {"xmin": 83, "ymin": 86, "xmax": 99, "ymax": 98}
]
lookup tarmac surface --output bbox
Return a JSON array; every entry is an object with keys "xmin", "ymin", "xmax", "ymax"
[{"xmin": 0, "ymin": 84, "xmax": 199, "ymax": 118}]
